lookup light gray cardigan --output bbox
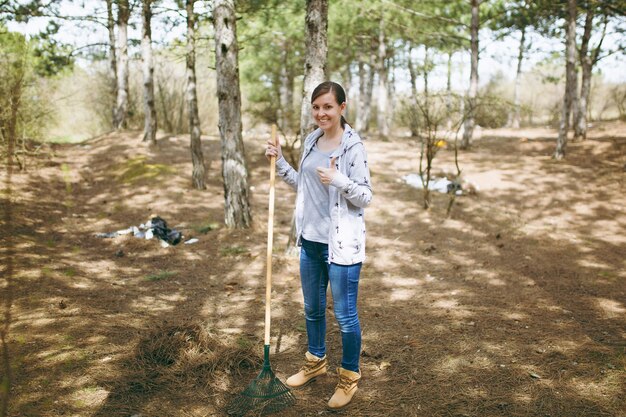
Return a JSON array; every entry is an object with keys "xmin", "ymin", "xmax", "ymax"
[{"xmin": 276, "ymin": 125, "xmax": 372, "ymax": 265}]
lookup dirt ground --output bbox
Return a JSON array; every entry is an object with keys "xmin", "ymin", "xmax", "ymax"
[{"xmin": 1, "ymin": 122, "xmax": 625, "ymax": 417}]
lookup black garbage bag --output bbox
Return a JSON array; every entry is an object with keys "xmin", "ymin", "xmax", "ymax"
[{"xmin": 150, "ymin": 216, "xmax": 182, "ymax": 245}]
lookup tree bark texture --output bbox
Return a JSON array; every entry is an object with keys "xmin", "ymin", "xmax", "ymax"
[
  {"xmin": 509, "ymin": 27, "xmax": 525, "ymax": 129},
  {"xmin": 186, "ymin": 0, "xmax": 206, "ymax": 189},
  {"xmin": 461, "ymin": 0, "xmax": 479, "ymax": 149},
  {"xmin": 142, "ymin": 0, "xmax": 157, "ymax": 144},
  {"xmin": 114, "ymin": 0, "xmax": 130, "ymax": 130},
  {"xmin": 299, "ymin": 0, "xmax": 328, "ymax": 143},
  {"xmin": 376, "ymin": 17, "xmax": 389, "ymax": 140},
  {"xmin": 575, "ymin": 11, "xmax": 593, "ymax": 141},
  {"xmin": 106, "ymin": 0, "xmax": 117, "ymax": 129},
  {"xmin": 555, "ymin": 0, "xmax": 577, "ymax": 159},
  {"xmin": 575, "ymin": 10, "xmax": 606, "ymax": 141},
  {"xmin": 213, "ymin": 0, "xmax": 251, "ymax": 228}
]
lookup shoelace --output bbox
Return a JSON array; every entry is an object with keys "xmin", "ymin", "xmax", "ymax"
[
  {"xmin": 301, "ymin": 358, "xmax": 323, "ymax": 372},
  {"xmin": 336, "ymin": 375, "xmax": 353, "ymax": 392}
]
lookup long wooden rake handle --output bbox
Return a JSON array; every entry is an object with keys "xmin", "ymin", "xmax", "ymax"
[{"xmin": 264, "ymin": 124, "xmax": 277, "ymax": 346}]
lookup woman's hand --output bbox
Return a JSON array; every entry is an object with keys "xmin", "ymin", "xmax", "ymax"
[
  {"xmin": 265, "ymin": 138, "xmax": 283, "ymax": 161},
  {"xmin": 316, "ymin": 157, "xmax": 338, "ymax": 185}
]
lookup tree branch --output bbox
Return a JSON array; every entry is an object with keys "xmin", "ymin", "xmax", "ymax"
[{"xmin": 380, "ymin": 0, "xmax": 467, "ymax": 27}]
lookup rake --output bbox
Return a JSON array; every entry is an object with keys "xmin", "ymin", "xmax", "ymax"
[{"xmin": 227, "ymin": 125, "xmax": 296, "ymax": 416}]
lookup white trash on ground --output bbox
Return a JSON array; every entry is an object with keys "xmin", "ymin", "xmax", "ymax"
[{"xmin": 402, "ymin": 174, "xmax": 463, "ymax": 195}]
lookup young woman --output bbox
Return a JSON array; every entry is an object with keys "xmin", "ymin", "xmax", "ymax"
[{"xmin": 265, "ymin": 81, "xmax": 372, "ymax": 409}]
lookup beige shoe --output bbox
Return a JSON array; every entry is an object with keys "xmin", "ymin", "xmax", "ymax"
[
  {"xmin": 285, "ymin": 351, "xmax": 328, "ymax": 388},
  {"xmin": 327, "ymin": 367, "xmax": 361, "ymax": 409}
]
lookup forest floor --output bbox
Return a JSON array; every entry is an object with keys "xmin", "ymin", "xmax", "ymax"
[{"xmin": 2, "ymin": 121, "xmax": 625, "ymax": 417}]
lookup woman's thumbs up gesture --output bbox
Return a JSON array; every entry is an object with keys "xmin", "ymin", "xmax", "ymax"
[{"xmin": 316, "ymin": 156, "xmax": 338, "ymax": 185}]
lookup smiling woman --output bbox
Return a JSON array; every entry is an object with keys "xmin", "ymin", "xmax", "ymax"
[{"xmin": 264, "ymin": 80, "xmax": 373, "ymax": 410}]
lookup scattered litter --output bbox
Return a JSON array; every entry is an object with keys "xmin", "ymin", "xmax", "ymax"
[
  {"xmin": 150, "ymin": 216, "xmax": 182, "ymax": 245},
  {"xmin": 96, "ymin": 216, "xmax": 186, "ymax": 246},
  {"xmin": 402, "ymin": 174, "xmax": 464, "ymax": 195},
  {"xmin": 184, "ymin": 238, "xmax": 199, "ymax": 245},
  {"xmin": 529, "ymin": 372, "xmax": 542, "ymax": 379}
]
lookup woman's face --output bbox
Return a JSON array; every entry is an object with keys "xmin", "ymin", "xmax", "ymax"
[{"xmin": 312, "ymin": 92, "xmax": 346, "ymax": 131}]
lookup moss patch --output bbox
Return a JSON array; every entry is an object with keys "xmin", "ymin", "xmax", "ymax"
[{"xmin": 114, "ymin": 156, "xmax": 176, "ymax": 184}]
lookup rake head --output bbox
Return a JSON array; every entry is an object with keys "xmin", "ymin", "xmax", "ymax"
[{"xmin": 226, "ymin": 345, "xmax": 296, "ymax": 416}]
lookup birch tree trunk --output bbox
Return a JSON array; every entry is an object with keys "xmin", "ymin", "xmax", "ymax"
[
  {"xmin": 554, "ymin": 0, "xmax": 577, "ymax": 160},
  {"xmin": 142, "ymin": 0, "xmax": 157, "ymax": 144},
  {"xmin": 509, "ymin": 27, "xmax": 525, "ymax": 129},
  {"xmin": 299, "ymin": 0, "xmax": 328, "ymax": 143},
  {"xmin": 114, "ymin": 0, "xmax": 130, "ymax": 130},
  {"xmin": 376, "ymin": 17, "xmax": 389, "ymax": 140},
  {"xmin": 461, "ymin": 0, "xmax": 479, "ymax": 149},
  {"xmin": 186, "ymin": 0, "xmax": 206, "ymax": 189},
  {"xmin": 213, "ymin": 0, "xmax": 251, "ymax": 228},
  {"xmin": 106, "ymin": 0, "xmax": 117, "ymax": 129}
]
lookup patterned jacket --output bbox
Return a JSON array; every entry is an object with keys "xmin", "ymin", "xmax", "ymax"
[{"xmin": 276, "ymin": 124, "xmax": 372, "ymax": 265}]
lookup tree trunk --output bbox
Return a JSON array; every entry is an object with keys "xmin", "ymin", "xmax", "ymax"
[
  {"xmin": 461, "ymin": 0, "xmax": 479, "ymax": 149},
  {"xmin": 106, "ymin": 0, "xmax": 117, "ymax": 129},
  {"xmin": 570, "ymin": 49, "xmax": 580, "ymax": 134},
  {"xmin": 376, "ymin": 17, "xmax": 389, "ymax": 140},
  {"xmin": 142, "ymin": 0, "xmax": 157, "ymax": 144},
  {"xmin": 355, "ymin": 60, "xmax": 364, "ymax": 130},
  {"xmin": 114, "ymin": 0, "xmax": 130, "ymax": 130},
  {"xmin": 575, "ymin": 11, "xmax": 593, "ymax": 141},
  {"xmin": 407, "ymin": 45, "xmax": 419, "ymax": 136},
  {"xmin": 509, "ymin": 27, "xmax": 525, "ymax": 129},
  {"xmin": 576, "ymin": 10, "xmax": 606, "ymax": 141},
  {"xmin": 342, "ymin": 63, "xmax": 352, "ymax": 120},
  {"xmin": 356, "ymin": 58, "xmax": 374, "ymax": 133},
  {"xmin": 213, "ymin": 0, "xmax": 251, "ymax": 228},
  {"xmin": 423, "ymin": 45, "xmax": 429, "ymax": 100},
  {"xmin": 299, "ymin": 0, "xmax": 328, "ymax": 143},
  {"xmin": 554, "ymin": 0, "xmax": 577, "ymax": 160},
  {"xmin": 446, "ymin": 51, "xmax": 453, "ymax": 130},
  {"xmin": 186, "ymin": 0, "xmax": 206, "ymax": 189}
]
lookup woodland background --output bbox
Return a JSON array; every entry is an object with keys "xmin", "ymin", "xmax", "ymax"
[{"xmin": 1, "ymin": 1, "xmax": 625, "ymax": 416}]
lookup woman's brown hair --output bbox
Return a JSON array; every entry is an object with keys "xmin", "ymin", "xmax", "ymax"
[{"xmin": 311, "ymin": 81, "xmax": 348, "ymax": 128}]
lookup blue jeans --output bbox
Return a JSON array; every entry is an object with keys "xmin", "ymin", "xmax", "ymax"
[{"xmin": 299, "ymin": 238, "xmax": 362, "ymax": 372}]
